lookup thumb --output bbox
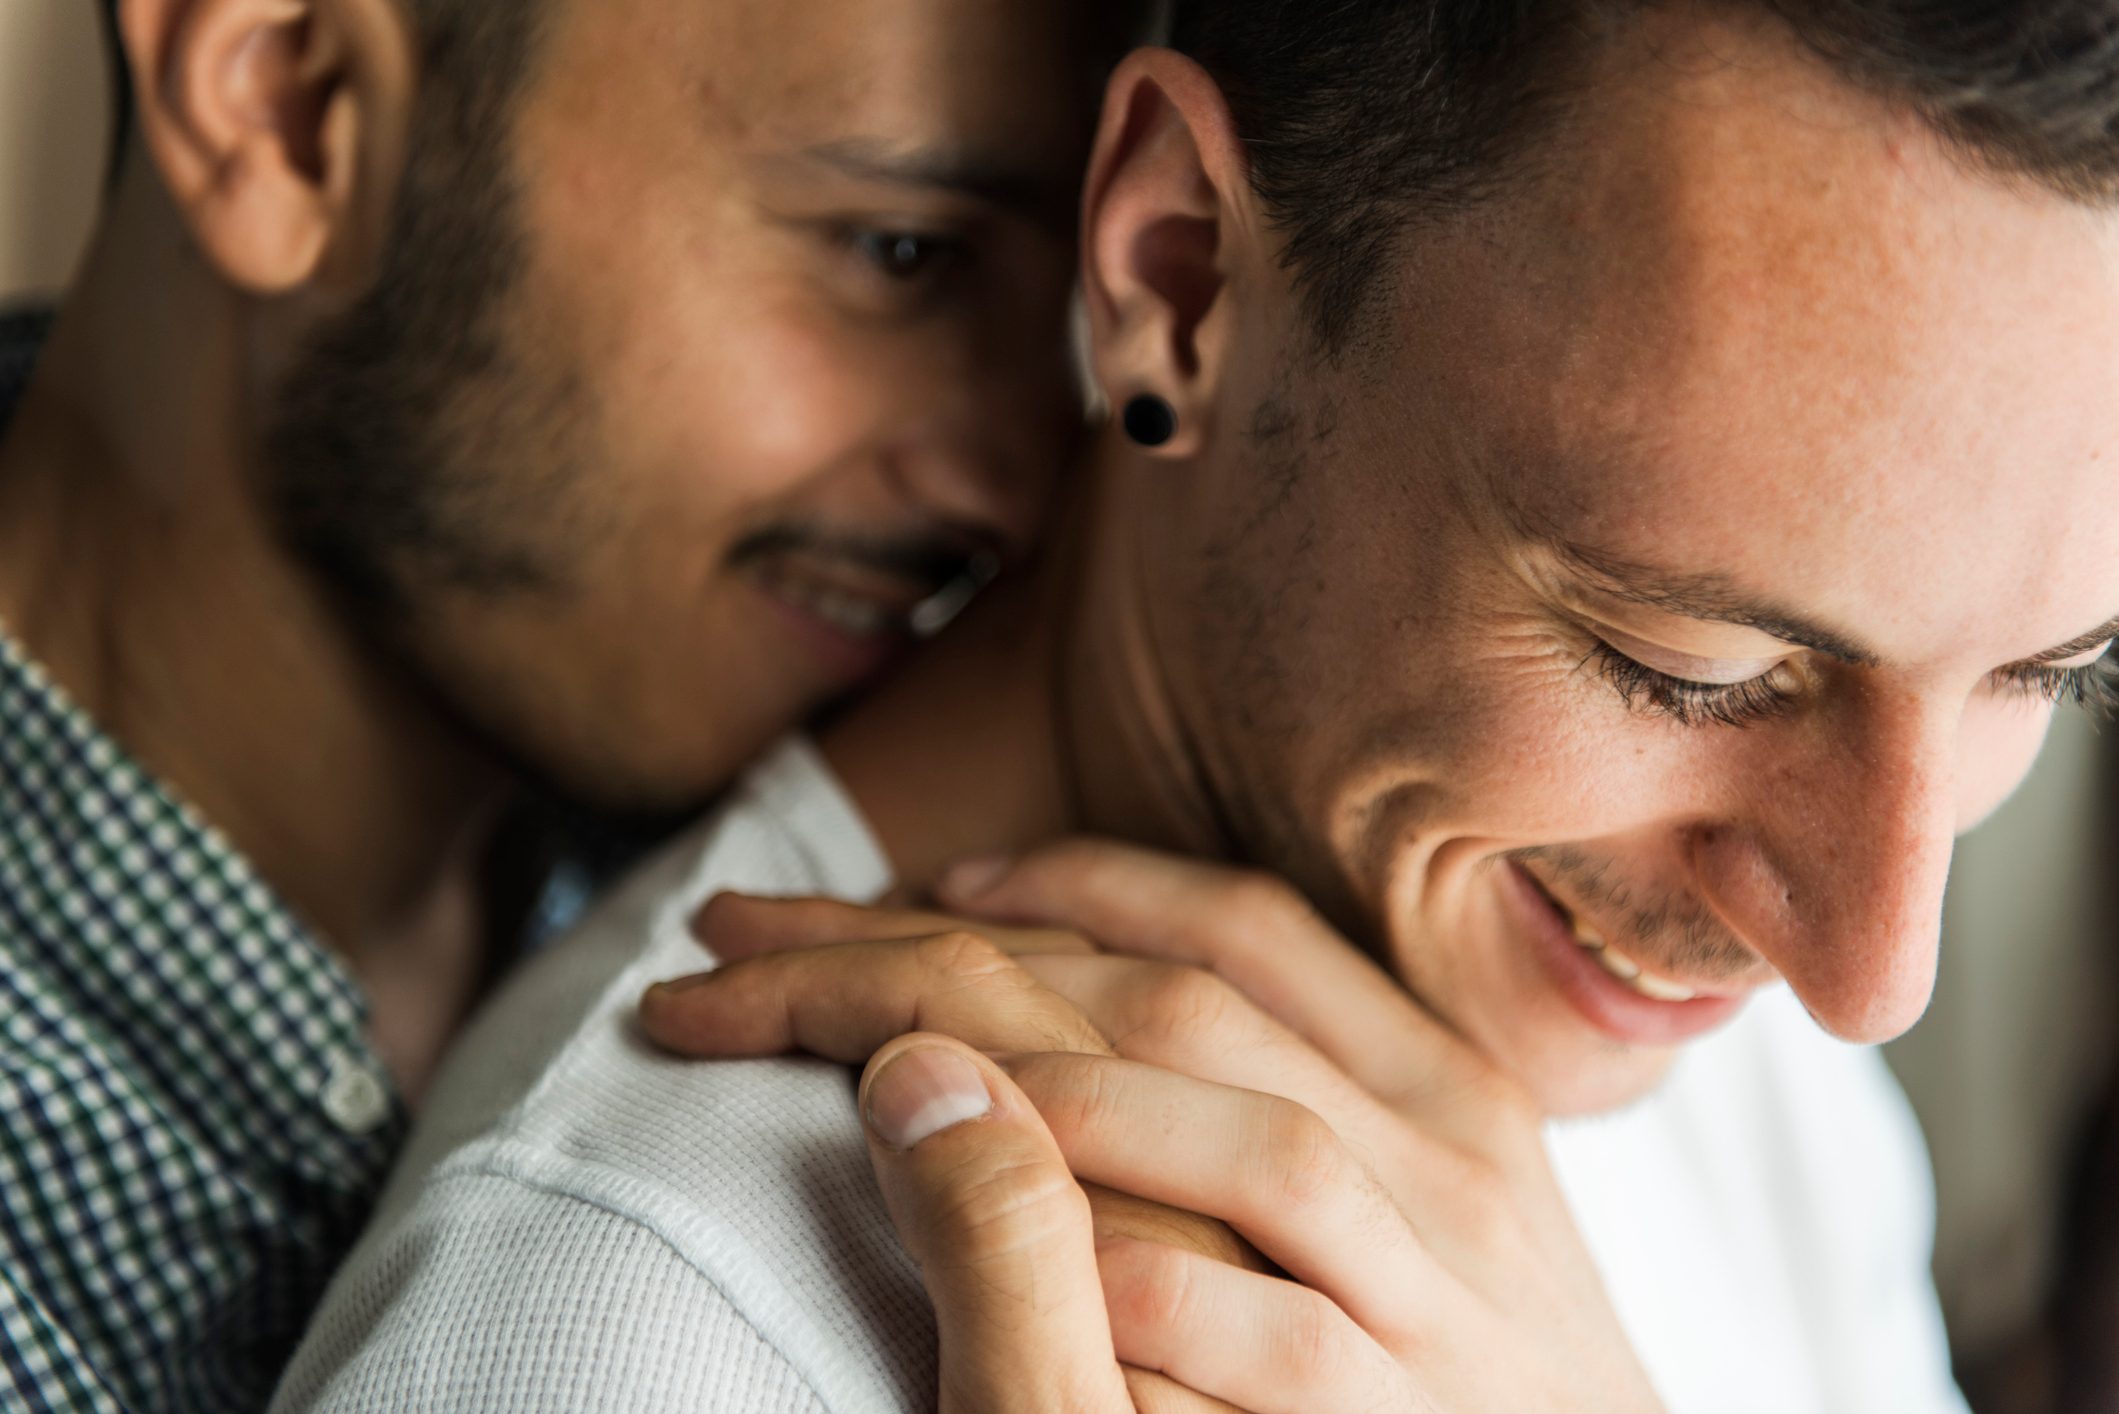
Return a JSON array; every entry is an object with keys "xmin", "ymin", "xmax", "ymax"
[{"xmin": 861, "ymin": 1035, "xmax": 1133, "ymax": 1414}]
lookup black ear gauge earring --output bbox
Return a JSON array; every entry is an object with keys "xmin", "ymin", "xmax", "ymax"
[{"xmin": 1121, "ymin": 393, "xmax": 1178, "ymax": 449}]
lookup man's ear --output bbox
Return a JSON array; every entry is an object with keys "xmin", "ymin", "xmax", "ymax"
[
  {"xmin": 118, "ymin": 0, "xmax": 415, "ymax": 295},
  {"xmin": 1079, "ymin": 50, "xmax": 1258, "ymax": 460}
]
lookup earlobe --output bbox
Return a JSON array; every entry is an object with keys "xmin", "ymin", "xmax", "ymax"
[
  {"xmin": 1120, "ymin": 394, "xmax": 1179, "ymax": 449},
  {"xmin": 120, "ymin": 0, "xmax": 405, "ymax": 296},
  {"xmin": 1080, "ymin": 50, "xmax": 1255, "ymax": 460}
]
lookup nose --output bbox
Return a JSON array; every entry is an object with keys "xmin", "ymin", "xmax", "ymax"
[{"xmin": 1692, "ymin": 689, "xmax": 1960, "ymax": 1043}]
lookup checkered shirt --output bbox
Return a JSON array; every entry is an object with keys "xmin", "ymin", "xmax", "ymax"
[{"xmin": 0, "ymin": 310, "xmax": 407, "ymax": 1411}]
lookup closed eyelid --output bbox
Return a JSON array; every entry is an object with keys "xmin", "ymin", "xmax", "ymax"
[
  {"xmin": 2007, "ymin": 638, "xmax": 2114, "ymax": 672},
  {"xmin": 1596, "ymin": 624, "xmax": 1790, "ymax": 685}
]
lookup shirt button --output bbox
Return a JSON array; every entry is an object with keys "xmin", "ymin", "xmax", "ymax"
[{"xmin": 322, "ymin": 1055, "xmax": 393, "ymax": 1135}]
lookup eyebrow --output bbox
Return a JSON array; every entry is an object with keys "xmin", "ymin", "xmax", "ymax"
[
  {"xmin": 787, "ymin": 139, "xmax": 1077, "ymax": 239},
  {"xmin": 1539, "ymin": 533, "xmax": 1884, "ymax": 665},
  {"xmin": 1542, "ymin": 531, "xmax": 2119, "ymax": 671},
  {"xmin": 2009, "ymin": 615, "xmax": 2119, "ymax": 666}
]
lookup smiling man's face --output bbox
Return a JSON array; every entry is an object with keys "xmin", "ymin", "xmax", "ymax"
[
  {"xmin": 1144, "ymin": 11, "xmax": 2119, "ymax": 1114},
  {"xmin": 270, "ymin": 0, "xmax": 1115, "ymax": 811}
]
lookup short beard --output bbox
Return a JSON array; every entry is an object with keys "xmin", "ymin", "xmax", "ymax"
[
  {"xmin": 1185, "ymin": 361, "xmax": 1372, "ymax": 931},
  {"xmin": 260, "ymin": 39, "xmax": 615, "ymax": 823},
  {"xmin": 264, "ymin": 22, "xmax": 577, "ymax": 630}
]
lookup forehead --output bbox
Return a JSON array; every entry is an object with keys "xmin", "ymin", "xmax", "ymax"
[
  {"xmin": 544, "ymin": 0, "xmax": 1103, "ymax": 158},
  {"xmin": 1410, "ymin": 10, "xmax": 2119, "ymax": 661}
]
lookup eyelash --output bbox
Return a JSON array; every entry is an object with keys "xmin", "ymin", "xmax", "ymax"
[
  {"xmin": 1583, "ymin": 641, "xmax": 1798, "ymax": 729},
  {"xmin": 1992, "ymin": 655, "xmax": 2119, "ymax": 716},
  {"xmin": 1587, "ymin": 641, "xmax": 2119, "ymax": 729},
  {"xmin": 842, "ymin": 227, "xmax": 969, "ymax": 287}
]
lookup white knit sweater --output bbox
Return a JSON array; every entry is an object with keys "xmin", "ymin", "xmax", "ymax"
[{"xmin": 273, "ymin": 738, "xmax": 1968, "ymax": 1413}]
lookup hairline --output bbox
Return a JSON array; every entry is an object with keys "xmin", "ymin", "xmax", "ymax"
[{"xmin": 1189, "ymin": 0, "xmax": 2119, "ymax": 360}]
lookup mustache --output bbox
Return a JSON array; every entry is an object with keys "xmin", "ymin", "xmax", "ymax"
[
  {"xmin": 725, "ymin": 522, "xmax": 998, "ymax": 596},
  {"xmin": 1510, "ymin": 844, "xmax": 1758, "ymax": 984}
]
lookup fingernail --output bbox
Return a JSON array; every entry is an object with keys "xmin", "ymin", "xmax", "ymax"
[
  {"xmin": 866, "ymin": 1047, "xmax": 993, "ymax": 1151},
  {"xmin": 645, "ymin": 970, "xmax": 718, "ymax": 998},
  {"xmin": 689, "ymin": 890, "xmax": 750, "ymax": 937},
  {"xmin": 938, "ymin": 855, "xmax": 1012, "ymax": 902}
]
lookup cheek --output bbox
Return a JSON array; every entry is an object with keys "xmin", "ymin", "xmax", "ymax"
[
  {"xmin": 590, "ymin": 282, "xmax": 897, "ymax": 511},
  {"xmin": 1429, "ymin": 715, "xmax": 1692, "ymax": 848},
  {"xmin": 1385, "ymin": 641, "xmax": 1702, "ymax": 843},
  {"xmin": 520, "ymin": 172, "xmax": 899, "ymax": 515},
  {"xmin": 1306, "ymin": 634, "xmax": 1708, "ymax": 920}
]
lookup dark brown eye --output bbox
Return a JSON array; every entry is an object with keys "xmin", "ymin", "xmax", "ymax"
[{"xmin": 851, "ymin": 229, "xmax": 960, "ymax": 281}]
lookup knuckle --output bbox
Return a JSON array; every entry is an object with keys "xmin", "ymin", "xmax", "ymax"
[
  {"xmin": 1224, "ymin": 869, "xmax": 1312, "ymax": 934},
  {"xmin": 1384, "ymin": 1051, "xmax": 1521, "ymax": 1129},
  {"xmin": 1259, "ymin": 1099, "xmax": 1348, "ymax": 1212},
  {"xmin": 926, "ymin": 1154, "xmax": 1089, "ymax": 1268},
  {"xmin": 1106, "ymin": 1239, "xmax": 1199, "ymax": 1336},
  {"xmin": 1036, "ymin": 836, "xmax": 1110, "ymax": 879},
  {"xmin": 1135, "ymin": 964, "xmax": 1237, "ymax": 1050},
  {"xmin": 1280, "ymin": 1287, "xmax": 1356, "ymax": 1388},
  {"xmin": 1099, "ymin": 1192, "xmax": 1258, "ymax": 1271},
  {"xmin": 1008, "ymin": 1052, "xmax": 1115, "ymax": 1140},
  {"xmin": 1446, "ymin": 1154, "xmax": 1532, "ymax": 1255},
  {"xmin": 914, "ymin": 934, "xmax": 1099, "ymax": 1053},
  {"xmin": 915, "ymin": 929, "xmax": 1016, "ymax": 985},
  {"xmin": 1453, "ymin": 1059, "xmax": 1528, "ymax": 1119}
]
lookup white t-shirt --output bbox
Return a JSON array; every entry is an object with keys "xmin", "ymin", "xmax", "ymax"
[{"xmin": 273, "ymin": 738, "xmax": 1969, "ymax": 1413}]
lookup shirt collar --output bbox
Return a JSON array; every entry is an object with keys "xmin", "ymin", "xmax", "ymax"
[
  {"xmin": 0, "ymin": 325, "xmax": 403, "ymax": 1182},
  {"xmin": 0, "ymin": 626, "xmax": 404, "ymax": 1183}
]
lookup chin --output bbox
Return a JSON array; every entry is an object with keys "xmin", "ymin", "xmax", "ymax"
[
  {"xmin": 496, "ymin": 700, "xmax": 781, "ymax": 820},
  {"xmin": 555, "ymin": 735, "xmax": 759, "ymax": 816},
  {"xmin": 1516, "ymin": 1041, "xmax": 1681, "ymax": 1119}
]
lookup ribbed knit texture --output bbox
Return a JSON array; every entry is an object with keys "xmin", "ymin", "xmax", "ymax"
[{"xmin": 276, "ymin": 739, "xmax": 1972, "ymax": 1413}]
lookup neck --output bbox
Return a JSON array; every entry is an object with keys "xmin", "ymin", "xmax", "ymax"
[
  {"xmin": 0, "ymin": 184, "xmax": 510, "ymax": 1083},
  {"xmin": 823, "ymin": 436, "xmax": 1229, "ymax": 898}
]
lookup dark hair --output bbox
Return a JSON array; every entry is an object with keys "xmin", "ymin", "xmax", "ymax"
[
  {"xmin": 100, "ymin": 0, "xmax": 1162, "ymax": 188},
  {"xmin": 1171, "ymin": 0, "xmax": 2119, "ymax": 351},
  {"xmin": 97, "ymin": 1, "xmax": 128, "ymax": 185}
]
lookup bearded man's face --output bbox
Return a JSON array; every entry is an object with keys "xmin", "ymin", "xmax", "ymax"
[{"xmin": 270, "ymin": 0, "xmax": 1105, "ymax": 810}]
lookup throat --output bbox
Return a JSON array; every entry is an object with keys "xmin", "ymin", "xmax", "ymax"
[{"xmin": 820, "ymin": 567, "xmax": 1074, "ymax": 895}]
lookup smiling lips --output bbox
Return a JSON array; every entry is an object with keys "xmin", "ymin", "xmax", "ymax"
[
  {"xmin": 1561, "ymin": 910, "xmax": 1702, "ymax": 1002},
  {"xmin": 751, "ymin": 557, "xmax": 913, "ymax": 642},
  {"xmin": 1517, "ymin": 861, "xmax": 1753, "ymax": 1009},
  {"xmin": 1505, "ymin": 861, "xmax": 1752, "ymax": 1049}
]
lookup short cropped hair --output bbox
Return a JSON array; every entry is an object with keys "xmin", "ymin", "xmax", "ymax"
[
  {"xmin": 100, "ymin": 0, "xmax": 1162, "ymax": 187},
  {"xmin": 1170, "ymin": 0, "xmax": 2119, "ymax": 350},
  {"xmin": 99, "ymin": 0, "xmax": 544, "ymax": 183}
]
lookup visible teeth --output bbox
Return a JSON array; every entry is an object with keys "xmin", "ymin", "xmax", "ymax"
[
  {"xmin": 1629, "ymin": 971, "xmax": 1699, "ymax": 1003},
  {"xmin": 1569, "ymin": 910, "xmax": 1700, "ymax": 1001},
  {"xmin": 760, "ymin": 568, "xmax": 898, "ymax": 641},
  {"xmin": 1543, "ymin": 879, "xmax": 1702, "ymax": 1002},
  {"xmin": 1588, "ymin": 941, "xmax": 1702, "ymax": 1001},
  {"xmin": 809, "ymin": 592, "xmax": 890, "ymax": 638}
]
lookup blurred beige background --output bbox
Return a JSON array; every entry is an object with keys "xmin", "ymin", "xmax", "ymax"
[
  {"xmin": 1894, "ymin": 709, "xmax": 2113, "ymax": 1362},
  {"xmin": 0, "ymin": 0, "xmax": 109, "ymax": 302},
  {"xmin": 2, "ymin": 0, "xmax": 2112, "ymax": 1391}
]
